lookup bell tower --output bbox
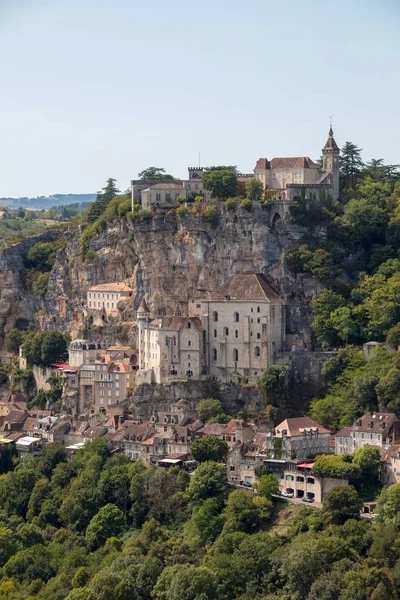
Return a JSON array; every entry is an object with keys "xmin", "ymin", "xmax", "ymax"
[{"xmin": 322, "ymin": 122, "xmax": 340, "ymax": 200}]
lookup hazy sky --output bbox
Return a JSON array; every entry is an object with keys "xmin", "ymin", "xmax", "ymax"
[{"xmin": 0, "ymin": 0, "xmax": 399, "ymax": 197}]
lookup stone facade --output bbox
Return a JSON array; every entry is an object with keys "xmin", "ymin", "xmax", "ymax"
[
  {"xmin": 87, "ymin": 283, "xmax": 133, "ymax": 315},
  {"xmin": 132, "ymin": 167, "xmax": 207, "ymax": 211},
  {"xmin": 267, "ymin": 417, "xmax": 331, "ymax": 460},
  {"xmin": 254, "ymin": 128, "xmax": 340, "ymax": 201},
  {"xmin": 346, "ymin": 412, "xmax": 400, "ymax": 453}
]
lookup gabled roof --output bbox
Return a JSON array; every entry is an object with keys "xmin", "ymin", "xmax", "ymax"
[
  {"xmin": 351, "ymin": 412, "xmax": 399, "ymax": 435},
  {"xmin": 270, "ymin": 157, "xmax": 318, "ymax": 169},
  {"xmin": 335, "ymin": 427, "xmax": 352, "ymax": 438},
  {"xmin": 88, "ymin": 283, "xmax": 133, "ymax": 293},
  {"xmin": 255, "ymin": 158, "xmax": 271, "ymax": 170},
  {"xmin": 150, "ymin": 316, "xmax": 204, "ymax": 332},
  {"xmin": 223, "ymin": 419, "xmax": 251, "ymax": 434},
  {"xmin": 274, "ymin": 417, "xmax": 330, "ymax": 437},
  {"xmin": 210, "ymin": 273, "xmax": 281, "ymax": 302}
]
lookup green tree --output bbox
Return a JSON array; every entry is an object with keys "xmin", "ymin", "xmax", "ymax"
[
  {"xmin": 152, "ymin": 564, "xmax": 219, "ymax": 600},
  {"xmin": 322, "ymin": 485, "xmax": 362, "ymax": 524},
  {"xmin": 0, "ymin": 527, "xmax": 18, "ymax": 567},
  {"xmin": 340, "ymin": 141, "xmax": 364, "ymax": 189},
  {"xmin": 386, "ymin": 323, "xmax": 400, "ymax": 349},
  {"xmin": 353, "ymin": 446, "xmax": 381, "ymax": 481},
  {"xmin": 202, "ymin": 168, "xmax": 238, "ymax": 200},
  {"xmin": 138, "ymin": 167, "xmax": 175, "ymax": 180},
  {"xmin": 85, "ymin": 503, "xmax": 126, "ymax": 550},
  {"xmin": 312, "ymin": 289, "xmax": 346, "ymax": 345},
  {"xmin": 187, "ymin": 461, "xmax": 228, "ymax": 504},
  {"xmin": 313, "ymin": 455, "xmax": 361, "ymax": 478},
  {"xmin": 5, "ymin": 328, "xmax": 26, "ymax": 354},
  {"xmin": 197, "ymin": 398, "xmax": 223, "ymax": 422},
  {"xmin": 257, "ymin": 365, "xmax": 286, "ymax": 402},
  {"xmin": 190, "ymin": 436, "xmax": 229, "ymax": 463},
  {"xmin": 87, "ymin": 178, "xmax": 119, "ymax": 223},
  {"xmin": 376, "ymin": 483, "xmax": 400, "ymax": 527},
  {"xmin": 222, "ymin": 490, "xmax": 272, "ymax": 533},
  {"xmin": 254, "ymin": 473, "xmax": 279, "ymax": 498},
  {"xmin": 245, "ymin": 178, "xmax": 264, "ymax": 202},
  {"xmin": 41, "ymin": 332, "xmax": 68, "ymax": 364}
]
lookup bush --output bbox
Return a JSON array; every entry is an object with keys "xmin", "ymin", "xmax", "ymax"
[
  {"xmin": 202, "ymin": 205, "xmax": 218, "ymax": 225},
  {"xmin": 240, "ymin": 198, "xmax": 252, "ymax": 212},
  {"xmin": 225, "ymin": 198, "xmax": 236, "ymax": 210},
  {"xmin": 85, "ymin": 249, "xmax": 97, "ymax": 261},
  {"xmin": 32, "ymin": 272, "xmax": 50, "ymax": 299},
  {"xmin": 6, "ymin": 329, "xmax": 26, "ymax": 354},
  {"xmin": 176, "ymin": 205, "xmax": 188, "ymax": 219}
]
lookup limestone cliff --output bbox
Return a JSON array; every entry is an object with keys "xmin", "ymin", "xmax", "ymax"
[{"xmin": 0, "ymin": 203, "xmax": 324, "ymax": 348}]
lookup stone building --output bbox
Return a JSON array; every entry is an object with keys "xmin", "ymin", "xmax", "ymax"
[
  {"xmin": 68, "ymin": 339, "xmax": 101, "ymax": 367},
  {"xmin": 93, "ymin": 354, "xmax": 136, "ymax": 414},
  {"xmin": 266, "ymin": 417, "xmax": 330, "ymax": 460},
  {"xmin": 189, "ymin": 273, "xmax": 285, "ymax": 383},
  {"xmin": 254, "ymin": 127, "xmax": 340, "ymax": 201},
  {"xmin": 137, "ymin": 298, "xmax": 205, "ymax": 384},
  {"xmin": 346, "ymin": 412, "xmax": 400, "ymax": 453},
  {"xmin": 132, "ymin": 167, "xmax": 207, "ymax": 211},
  {"xmin": 87, "ymin": 283, "xmax": 133, "ymax": 315}
]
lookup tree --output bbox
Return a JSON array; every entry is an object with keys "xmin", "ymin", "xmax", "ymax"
[
  {"xmin": 222, "ymin": 490, "xmax": 272, "ymax": 533},
  {"xmin": 312, "ymin": 289, "xmax": 346, "ymax": 345},
  {"xmin": 353, "ymin": 446, "xmax": 381, "ymax": 481},
  {"xmin": 322, "ymin": 485, "xmax": 362, "ymax": 524},
  {"xmin": 340, "ymin": 141, "xmax": 364, "ymax": 189},
  {"xmin": 254, "ymin": 474, "xmax": 278, "ymax": 498},
  {"xmin": 152, "ymin": 564, "xmax": 219, "ymax": 600},
  {"xmin": 138, "ymin": 167, "xmax": 175, "ymax": 180},
  {"xmin": 41, "ymin": 332, "xmax": 68, "ymax": 364},
  {"xmin": 85, "ymin": 503, "xmax": 126, "ymax": 550},
  {"xmin": 386, "ymin": 323, "xmax": 400, "ymax": 349},
  {"xmin": 376, "ymin": 483, "xmax": 400, "ymax": 527},
  {"xmin": 191, "ymin": 436, "xmax": 229, "ymax": 463},
  {"xmin": 246, "ymin": 178, "xmax": 264, "ymax": 202},
  {"xmin": 202, "ymin": 168, "xmax": 238, "ymax": 200},
  {"xmin": 257, "ymin": 365, "xmax": 286, "ymax": 402},
  {"xmin": 5, "ymin": 328, "xmax": 26, "ymax": 354},
  {"xmin": 0, "ymin": 527, "xmax": 18, "ymax": 567},
  {"xmin": 197, "ymin": 398, "xmax": 223, "ymax": 422},
  {"xmin": 313, "ymin": 455, "xmax": 361, "ymax": 479},
  {"xmin": 87, "ymin": 178, "xmax": 119, "ymax": 223},
  {"xmin": 187, "ymin": 461, "xmax": 228, "ymax": 504}
]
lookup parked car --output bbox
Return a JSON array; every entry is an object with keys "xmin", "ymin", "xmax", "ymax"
[
  {"xmin": 302, "ymin": 496, "xmax": 315, "ymax": 503},
  {"xmin": 281, "ymin": 491, "xmax": 294, "ymax": 498},
  {"xmin": 242, "ymin": 481, "xmax": 253, "ymax": 488}
]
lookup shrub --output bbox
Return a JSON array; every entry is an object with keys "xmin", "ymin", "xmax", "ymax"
[
  {"xmin": 176, "ymin": 196, "xmax": 186, "ymax": 204},
  {"xmin": 225, "ymin": 198, "xmax": 236, "ymax": 210},
  {"xmin": 240, "ymin": 198, "xmax": 252, "ymax": 212},
  {"xmin": 202, "ymin": 205, "xmax": 218, "ymax": 225},
  {"xmin": 85, "ymin": 249, "xmax": 97, "ymax": 262},
  {"xmin": 32, "ymin": 273, "xmax": 50, "ymax": 299},
  {"xmin": 176, "ymin": 205, "xmax": 188, "ymax": 219}
]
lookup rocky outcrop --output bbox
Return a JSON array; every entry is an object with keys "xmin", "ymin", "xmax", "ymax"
[
  {"xmin": 0, "ymin": 203, "xmax": 324, "ymax": 348},
  {"xmin": 0, "ymin": 229, "xmax": 61, "ymax": 346}
]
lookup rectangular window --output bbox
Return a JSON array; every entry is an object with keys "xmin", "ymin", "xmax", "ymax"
[{"xmin": 166, "ymin": 193, "xmax": 171, "ymax": 202}]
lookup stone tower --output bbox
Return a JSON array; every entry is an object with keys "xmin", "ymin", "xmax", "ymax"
[
  {"xmin": 137, "ymin": 297, "xmax": 150, "ymax": 369},
  {"xmin": 322, "ymin": 125, "xmax": 340, "ymax": 201}
]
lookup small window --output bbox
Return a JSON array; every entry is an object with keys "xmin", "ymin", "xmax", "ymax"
[
  {"xmin": 257, "ymin": 317, "xmax": 260, "ymax": 323},
  {"xmin": 234, "ymin": 312, "xmax": 239, "ymax": 322},
  {"xmin": 233, "ymin": 348, "xmax": 239, "ymax": 362},
  {"xmin": 255, "ymin": 346, "xmax": 260, "ymax": 357},
  {"xmin": 257, "ymin": 306, "xmax": 260, "ymax": 313},
  {"xmin": 306, "ymin": 477, "xmax": 315, "ymax": 485},
  {"xmin": 187, "ymin": 321, "xmax": 191, "ymax": 328},
  {"xmin": 224, "ymin": 327, "xmax": 229, "ymax": 336},
  {"xmin": 251, "ymin": 307, "xmax": 253, "ymax": 312},
  {"xmin": 213, "ymin": 311, "xmax": 218, "ymax": 322},
  {"xmin": 166, "ymin": 193, "xmax": 171, "ymax": 202},
  {"xmin": 188, "ymin": 340, "xmax": 192, "ymax": 347},
  {"xmin": 235, "ymin": 330, "xmax": 238, "ymax": 338},
  {"xmin": 296, "ymin": 476, "xmax": 304, "ymax": 482},
  {"xmin": 257, "ymin": 333, "xmax": 261, "ymax": 339},
  {"xmin": 213, "ymin": 348, "xmax": 217, "ymax": 361},
  {"xmin": 214, "ymin": 329, "xmax": 217, "ymax": 337}
]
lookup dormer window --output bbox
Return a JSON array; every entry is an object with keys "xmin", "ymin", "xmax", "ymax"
[{"xmin": 367, "ymin": 422, "xmax": 372, "ymax": 429}]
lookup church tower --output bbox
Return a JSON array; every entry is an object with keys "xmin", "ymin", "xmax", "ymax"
[{"xmin": 322, "ymin": 124, "xmax": 340, "ymax": 200}]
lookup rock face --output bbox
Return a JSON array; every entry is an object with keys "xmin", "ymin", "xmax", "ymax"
[
  {"xmin": 0, "ymin": 203, "xmax": 324, "ymax": 348},
  {"xmin": 0, "ymin": 230, "xmax": 61, "ymax": 346}
]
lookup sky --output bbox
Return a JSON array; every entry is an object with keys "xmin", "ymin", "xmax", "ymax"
[{"xmin": 0, "ymin": 0, "xmax": 399, "ymax": 197}]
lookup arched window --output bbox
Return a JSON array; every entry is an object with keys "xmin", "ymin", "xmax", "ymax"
[
  {"xmin": 213, "ymin": 348, "xmax": 217, "ymax": 361},
  {"xmin": 235, "ymin": 330, "xmax": 238, "ymax": 338},
  {"xmin": 255, "ymin": 346, "xmax": 260, "ymax": 357},
  {"xmin": 257, "ymin": 306, "xmax": 260, "ymax": 313},
  {"xmin": 187, "ymin": 321, "xmax": 191, "ymax": 328},
  {"xmin": 224, "ymin": 327, "xmax": 229, "ymax": 336},
  {"xmin": 257, "ymin": 317, "xmax": 260, "ymax": 323},
  {"xmin": 234, "ymin": 312, "xmax": 239, "ymax": 322},
  {"xmin": 213, "ymin": 311, "xmax": 218, "ymax": 322},
  {"xmin": 233, "ymin": 348, "xmax": 239, "ymax": 362},
  {"xmin": 257, "ymin": 333, "xmax": 261, "ymax": 339}
]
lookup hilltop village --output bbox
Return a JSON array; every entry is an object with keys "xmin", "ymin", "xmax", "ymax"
[{"xmin": 1, "ymin": 126, "xmax": 399, "ymax": 513}]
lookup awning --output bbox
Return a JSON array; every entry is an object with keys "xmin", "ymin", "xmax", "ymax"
[
  {"xmin": 298, "ymin": 463, "xmax": 314, "ymax": 469},
  {"xmin": 158, "ymin": 458, "xmax": 182, "ymax": 464}
]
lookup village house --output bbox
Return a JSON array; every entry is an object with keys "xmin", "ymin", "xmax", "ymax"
[
  {"xmin": 87, "ymin": 282, "xmax": 133, "ymax": 315},
  {"xmin": 150, "ymin": 398, "xmax": 197, "ymax": 433},
  {"xmin": 265, "ymin": 460, "xmax": 348, "ymax": 504},
  {"xmin": 93, "ymin": 353, "xmax": 136, "ymax": 414},
  {"xmin": 335, "ymin": 427, "xmax": 352, "ymax": 455},
  {"xmin": 381, "ymin": 444, "xmax": 400, "ymax": 486},
  {"xmin": 345, "ymin": 412, "xmax": 400, "ymax": 453},
  {"xmin": 106, "ymin": 421, "xmax": 156, "ymax": 462},
  {"xmin": 68, "ymin": 339, "xmax": 102, "ymax": 367},
  {"xmin": 266, "ymin": 417, "xmax": 330, "ymax": 460}
]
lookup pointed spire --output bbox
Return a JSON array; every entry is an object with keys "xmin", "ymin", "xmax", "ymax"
[
  {"xmin": 323, "ymin": 118, "xmax": 339, "ymax": 152},
  {"xmin": 137, "ymin": 297, "xmax": 150, "ymax": 314},
  {"xmin": 329, "ymin": 116, "xmax": 334, "ymax": 137}
]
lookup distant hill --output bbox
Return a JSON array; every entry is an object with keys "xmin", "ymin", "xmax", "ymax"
[{"xmin": 0, "ymin": 193, "xmax": 96, "ymax": 209}]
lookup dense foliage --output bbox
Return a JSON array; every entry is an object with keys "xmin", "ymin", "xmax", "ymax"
[{"xmin": 0, "ymin": 442, "xmax": 398, "ymax": 599}]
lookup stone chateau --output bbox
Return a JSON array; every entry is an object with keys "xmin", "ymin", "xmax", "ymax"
[{"xmin": 131, "ymin": 127, "xmax": 340, "ymax": 210}]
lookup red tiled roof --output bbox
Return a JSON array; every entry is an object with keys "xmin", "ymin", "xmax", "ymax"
[
  {"xmin": 137, "ymin": 297, "xmax": 150, "ymax": 314},
  {"xmin": 351, "ymin": 412, "xmax": 399, "ymax": 435},
  {"xmin": 335, "ymin": 427, "xmax": 352, "ymax": 437},
  {"xmin": 275, "ymin": 417, "xmax": 330, "ymax": 437},
  {"xmin": 255, "ymin": 158, "xmax": 271, "ymax": 170},
  {"xmin": 210, "ymin": 273, "xmax": 281, "ymax": 302},
  {"xmin": 270, "ymin": 157, "xmax": 318, "ymax": 169}
]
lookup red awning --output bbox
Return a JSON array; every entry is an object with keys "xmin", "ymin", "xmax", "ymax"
[{"xmin": 298, "ymin": 463, "xmax": 314, "ymax": 469}]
